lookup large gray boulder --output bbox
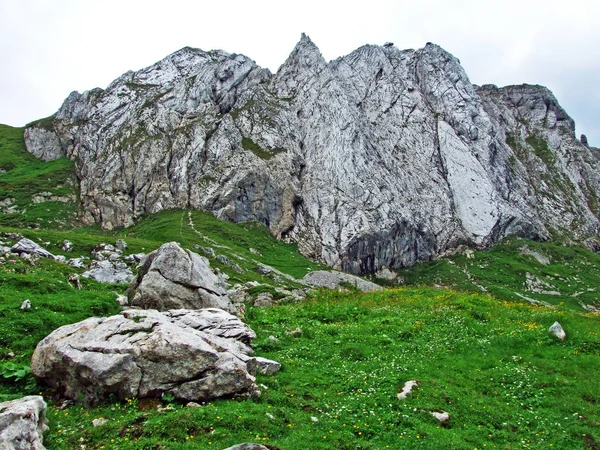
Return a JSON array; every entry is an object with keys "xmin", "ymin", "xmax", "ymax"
[
  {"xmin": 31, "ymin": 308, "xmax": 276, "ymax": 403},
  {"xmin": 126, "ymin": 242, "xmax": 234, "ymax": 313},
  {"xmin": 0, "ymin": 395, "xmax": 48, "ymax": 450}
]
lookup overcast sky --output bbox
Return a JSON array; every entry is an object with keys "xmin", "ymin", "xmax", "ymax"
[{"xmin": 1, "ymin": 0, "xmax": 598, "ymax": 144}]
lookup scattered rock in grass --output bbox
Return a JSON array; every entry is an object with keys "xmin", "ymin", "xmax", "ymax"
[
  {"xmin": 256, "ymin": 265, "xmax": 272, "ymax": 275},
  {"xmin": 0, "ymin": 395, "xmax": 48, "ymax": 450},
  {"xmin": 520, "ymin": 246, "xmax": 551, "ymax": 265},
  {"xmin": 249, "ymin": 248, "xmax": 261, "ymax": 255},
  {"xmin": 253, "ymin": 292, "xmax": 275, "ymax": 307},
  {"xmin": 267, "ymin": 335, "xmax": 279, "ymax": 343},
  {"xmin": 231, "ymin": 262, "xmax": 243, "ymax": 273},
  {"xmin": 375, "ymin": 266, "xmax": 398, "ymax": 281},
  {"xmin": 302, "ymin": 270, "xmax": 382, "ymax": 293},
  {"xmin": 286, "ymin": 327, "xmax": 303, "ymax": 337},
  {"xmin": 67, "ymin": 273, "xmax": 81, "ymax": 289},
  {"xmin": 200, "ymin": 247, "xmax": 216, "ymax": 258},
  {"xmin": 115, "ymin": 239, "xmax": 127, "ymax": 251},
  {"xmin": 126, "ymin": 242, "xmax": 235, "ymax": 313},
  {"xmin": 524, "ymin": 272, "xmax": 560, "ymax": 296},
  {"xmin": 311, "ymin": 416, "xmax": 319, "ymax": 422},
  {"xmin": 67, "ymin": 257, "xmax": 87, "ymax": 269},
  {"xmin": 216, "ymin": 255, "xmax": 230, "ymax": 266},
  {"xmin": 430, "ymin": 410, "xmax": 450, "ymax": 423},
  {"xmin": 223, "ymin": 444, "xmax": 271, "ymax": 450},
  {"xmin": 255, "ymin": 357, "xmax": 281, "ymax": 375},
  {"xmin": 549, "ymin": 321, "xmax": 566, "ymax": 340},
  {"xmin": 397, "ymin": 380, "xmax": 420, "ymax": 400},
  {"xmin": 266, "ymin": 412, "xmax": 275, "ymax": 420},
  {"xmin": 91, "ymin": 418, "xmax": 108, "ymax": 427},
  {"xmin": 20, "ymin": 300, "xmax": 31, "ymax": 310},
  {"xmin": 11, "ymin": 238, "xmax": 55, "ymax": 260},
  {"xmin": 579, "ymin": 301, "xmax": 600, "ymax": 313},
  {"xmin": 62, "ymin": 240, "xmax": 73, "ymax": 252},
  {"xmin": 186, "ymin": 402, "xmax": 201, "ymax": 408},
  {"xmin": 31, "ymin": 308, "xmax": 277, "ymax": 403},
  {"xmin": 82, "ymin": 260, "xmax": 134, "ymax": 284},
  {"xmin": 53, "ymin": 255, "xmax": 66, "ymax": 263}
]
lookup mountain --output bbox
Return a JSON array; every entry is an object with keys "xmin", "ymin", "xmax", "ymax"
[{"xmin": 24, "ymin": 34, "xmax": 600, "ymax": 274}]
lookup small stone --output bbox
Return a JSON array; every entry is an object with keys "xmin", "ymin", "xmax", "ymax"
[
  {"xmin": 186, "ymin": 402, "xmax": 201, "ymax": 408},
  {"xmin": 115, "ymin": 294, "xmax": 129, "ymax": 306},
  {"xmin": 266, "ymin": 413, "xmax": 275, "ymax": 420},
  {"xmin": 256, "ymin": 265, "xmax": 272, "ymax": 275},
  {"xmin": 92, "ymin": 418, "xmax": 108, "ymax": 427},
  {"xmin": 216, "ymin": 255, "xmax": 230, "ymax": 266},
  {"xmin": 549, "ymin": 321, "xmax": 566, "ymax": 340},
  {"xmin": 286, "ymin": 327, "xmax": 303, "ymax": 337},
  {"xmin": 430, "ymin": 410, "xmax": 450, "ymax": 422},
  {"xmin": 115, "ymin": 239, "xmax": 128, "ymax": 251},
  {"xmin": 249, "ymin": 248, "xmax": 261, "ymax": 255},
  {"xmin": 311, "ymin": 416, "xmax": 319, "ymax": 422},
  {"xmin": 397, "ymin": 380, "xmax": 419, "ymax": 400},
  {"xmin": 267, "ymin": 335, "xmax": 279, "ymax": 342},
  {"xmin": 62, "ymin": 240, "xmax": 74, "ymax": 252},
  {"xmin": 20, "ymin": 300, "xmax": 31, "ymax": 310},
  {"xmin": 231, "ymin": 263, "xmax": 243, "ymax": 273}
]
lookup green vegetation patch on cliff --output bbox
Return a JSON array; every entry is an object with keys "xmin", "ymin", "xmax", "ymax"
[{"xmin": 241, "ymin": 136, "xmax": 285, "ymax": 160}]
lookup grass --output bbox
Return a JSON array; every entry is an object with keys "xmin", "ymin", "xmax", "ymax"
[
  {"xmin": 0, "ymin": 124, "xmax": 79, "ymax": 229},
  {"xmin": 2, "ymin": 122, "xmax": 600, "ymax": 448},
  {"xmin": 399, "ymin": 237, "xmax": 600, "ymax": 310},
  {"xmin": 13, "ymin": 287, "xmax": 599, "ymax": 450}
]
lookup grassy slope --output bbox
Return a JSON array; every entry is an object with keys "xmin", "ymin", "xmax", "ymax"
[
  {"xmin": 1, "ymin": 123, "xmax": 600, "ymax": 449},
  {"xmin": 399, "ymin": 238, "xmax": 600, "ymax": 310},
  {"xmin": 0, "ymin": 124, "xmax": 79, "ymax": 229}
]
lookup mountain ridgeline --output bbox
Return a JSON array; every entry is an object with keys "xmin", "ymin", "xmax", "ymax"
[{"xmin": 24, "ymin": 34, "xmax": 600, "ymax": 274}]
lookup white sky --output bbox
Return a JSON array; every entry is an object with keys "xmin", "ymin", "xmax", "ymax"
[{"xmin": 1, "ymin": 0, "xmax": 598, "ymax": 144}]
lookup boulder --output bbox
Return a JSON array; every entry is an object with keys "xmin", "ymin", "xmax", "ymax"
[
  {"xmin": 126, "ymin": 242, "xmax": 234, "ymax": 313},
  {"xmin": 81, "ymin": 260, "xmax": 134, "ymax": 284},
  {"xmin": 31, "ymin": 308, "xmax": 277, "ymax": 403},
  {"xmin": 11, "ymin": 239, "xmax": 55, "ymax": 260},
  {"xmin": 303, "ymin": 270, "xmax": 383, "ymax": 293},
  {"xmin": 0, "ymin": 395, "xmax": 48, "ymax": 450},
  {"xmin": 549, "ymin": 321, "xmax": 566, "ymax": 340}
]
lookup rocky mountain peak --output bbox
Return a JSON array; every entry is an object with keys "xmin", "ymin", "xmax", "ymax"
[
  {"xmin": 271, "ymin": 33, "xmax": 326, "ymax": 97},
  {"xmin": 24, "ymin": 38, "xmax": 600, "ymax": 274}
]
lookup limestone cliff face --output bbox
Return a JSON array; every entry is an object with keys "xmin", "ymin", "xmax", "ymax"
[{"xmin": 25, "ymin": 34, "xmax": 600, "ymax": 273}]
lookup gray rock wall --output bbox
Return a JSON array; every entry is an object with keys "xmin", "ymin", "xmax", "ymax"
[{"xmin": 24, "ymin": 34, "xmax": 600, "ymax": 273}]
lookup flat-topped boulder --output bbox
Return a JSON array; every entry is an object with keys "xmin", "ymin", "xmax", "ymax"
[{"xmin": 31, "ymin": 308, "xmax": 278, "ymax": 403}]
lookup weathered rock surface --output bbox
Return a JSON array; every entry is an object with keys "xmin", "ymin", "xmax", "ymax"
[
  {"xmin": 303, "ymin": 270, "xmax": 383, "ymax": 292},
  {"xmin": 25, "ymin": 35, "xmax": 600, "ymax": 274},
  {"xmin": 0, "ymin": 395, "xmax": 48, "ymax": 450},
  {"xmin": 82, "ymin": 260, "xmax": 134, "ymax": 284},
  {"xmin": 31, "ymin": 308, "xmax": 276, "ymax": 403},
  {"xmin": 11, "ymin": 239, "xmax": 55, "ymax": 260},
  {"xmin": 549, "ymin": 321, "xmax": 566, "ymax": 340},
  {"xmin": 223, "ymin": 444, "xmax": 271, "ymax": 450},
  {"xmin": 126, "ymin": 242, "xmax": 234, "ymax": 312}
]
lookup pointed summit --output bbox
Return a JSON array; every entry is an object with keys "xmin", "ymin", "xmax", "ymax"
[{"xmin": 272, "ymin": 33, "xmax": 326, "ymax": 97}]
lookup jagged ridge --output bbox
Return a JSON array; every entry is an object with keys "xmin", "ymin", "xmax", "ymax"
[{"xmin": 24, "ymin": 34, "xmax": 600, "ymax": 274}]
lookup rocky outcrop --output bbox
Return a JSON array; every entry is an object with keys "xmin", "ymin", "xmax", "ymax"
[
  {"xmin": 0, "ymin": 395, "xmax": 48, "ymax": 450},
  {"xmin": 25, "ymin": 34, "xmax": 600, "ymax": 274},
  {"xmin": 81, "ymin": 260, "xmax": 134, "ymax": 284},
  {"xmin": 31, "ymin": 308, "xmax": 277, "ymax": 403},
  {"xmin": 303, "ymin": 270, "xmax": 383, "ymax": 293},
  {"xmin": 11, "ymin": 238, "xmax": 56, "ymax": 259},
  {"xmin": 126, "ymin": 242, "xmax": 234, "ymax": 312}
]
